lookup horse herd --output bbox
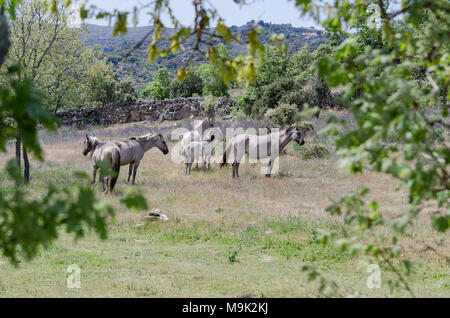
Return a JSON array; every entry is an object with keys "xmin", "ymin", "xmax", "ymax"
[{"xmin": 82, "ymin": 120, "xmax": 305, "ymax": 193}]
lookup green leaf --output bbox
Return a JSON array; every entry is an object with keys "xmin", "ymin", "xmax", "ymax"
[{"xmin": 120, "ymin": 191, "xmax": 148, "ymax": 211}]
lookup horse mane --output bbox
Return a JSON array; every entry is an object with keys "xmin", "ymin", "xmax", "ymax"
[{"xmin": 130, "ymin": 133, "xmax": 163, "ymax": 142}]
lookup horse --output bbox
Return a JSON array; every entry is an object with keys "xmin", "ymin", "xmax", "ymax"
[
  {"xmin": 83, "ymin": 133, "xmax": 169, "ymax": 186},
  {"xmin": 82, "ymin": 135, "xmax": 121, "ymax": 193},
  {"xmin": 113, "ymin": 133, "xmax": 169, "ymax": 184},
  {"xmin": 180, "ymin": 119, "xmax": 213, "ymax": 169},
  {"xmin": 181, "ymin": 134, "xmax": 216, "ymax": 175},
  {"xmin": 219, "ymin": 126, "xmax": 305, "ymax": 178}
]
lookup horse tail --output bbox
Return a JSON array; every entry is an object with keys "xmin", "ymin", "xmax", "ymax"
[
  {"xmin": 220, "ymin": 141, "xmax": 232, "ymax": 168},
  {"xmin": 110, "ymin": 148, "xmax": 121, "ymax": 191}
]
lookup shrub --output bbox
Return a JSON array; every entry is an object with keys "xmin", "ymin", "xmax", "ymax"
[
  {"xmin": 204, "ymin": 81, "xmax": 229, "ymax": 97},
  {"xmin": 298, "ymin": 144, "xmax": 330, "ymax": 159},
  {"xmin": 202, "ymin": 95, "xmax": 217, "ymax": 122},
  {"xmin": 265, "ymin": 103, "xmax": 299, "ymax": 127},
  {"xmin": 142, "ymin": 68, "xmax": 171, "ymax": 100},
  {"xmin": 170, "ymin": 72, "xmax": 203, "ymax": 98},
  {"xmin": 279, "ymin": 90, "xmax": 312, "ymax": 111},
  {"xmin": 114, "ymin": 77, "xmax": 138, "ymax": 106},
  {"xmin": 235, "ymin": 87, "xmax": 257, "ymax": 116},
  {"xmin": 310, "ymin": 75, "xmax": 332, "ymax": 108},
  {"xmin": 296, "ymin": 121, "xmax": 316, "ymax": 134},
  {"xmin": 253, "ymin": 78, "xmax": 298, "ymax": 116}
]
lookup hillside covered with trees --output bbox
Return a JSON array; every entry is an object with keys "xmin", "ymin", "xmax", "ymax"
[{"xmin": 84, "ymin": 21, "xmax": 329, "ymax": 86}]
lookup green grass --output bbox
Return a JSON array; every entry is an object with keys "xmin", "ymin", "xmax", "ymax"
[{"xmin": 0, "ymin": 216, "xmax": 448, "ymax": 297}]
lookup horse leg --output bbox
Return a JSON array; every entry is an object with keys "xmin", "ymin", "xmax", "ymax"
[
  {"xmin": 132, "ymin": 161, "xmax": 140, "ymax": 185},
  {"xmin": 266, "ymin": 159, "xmax": 273, "ymax": 178},
  {"xmin": 232, "ymin": 162, "xmax": 238, "ymax": 178},
  {"xmin": 207, "ymin": 155, "xmax": 211, "ymax": 170},
  {"xmin": 100, "ymin": 175, "xmax": 106, "ymax": 193},
  {"xmin": 106, "ymin": 176, "xmax": 111, "ymax": 194},
  {"xmin": 91, "ymin": 166, "xmax": 98, "ymax": 185},
  {"xmin": 127, "ymin": 163, "xmax": 134, "ymax": 183}
]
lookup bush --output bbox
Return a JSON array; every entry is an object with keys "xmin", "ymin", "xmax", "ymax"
[
  {"xmin": 279, "ymin": 90, "xmax": 312, "ymax": 111},
  {"xmin": 170, "ymin": 72, "xmax": 203, "ymax": 98},
  {"xmin": 235, "ymin": 87, "xmax": 257, "ymax": 116},
  {"xmin": 265, "ymin": 103, "xmax": 299, "ymax": 127},
  {"xmin": 204, "ymin": 81, "xmax": 229, "ymax": 97},
  {"xmin": 296, "ymin": 120, "xmax": 316, "ymax": 134},
  {"xmin": 253, "ymin": 78, "xmax": 298, "ymax": 116},
  {"xmin": 114, "ymin": 78, "xmax": 138, "ymax": 106},
  {"xmin": 202, "ymin": 96, "xmax": 217, "ymax": 122},
  {"xmin": 310, "ymin": 75, "xmax": 332, "ymax": 108},
  {"xmin": 142, "ymin": 68, "xmax": 171, "ymax": 100},
  {"xmin": 298, "ymin": 144, "xmax": 330, "ymax": 159}
]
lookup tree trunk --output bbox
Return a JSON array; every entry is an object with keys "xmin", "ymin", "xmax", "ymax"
[
  {"xmin": 15, "ymin": 136, "xmax": 21, "ymax": 187},
  {"xmin": 23, "ymin": 145, "xmax": 30, "ymax": 184}
]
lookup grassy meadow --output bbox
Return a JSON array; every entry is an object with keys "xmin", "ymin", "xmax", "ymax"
[{"xmin": 0, "ymin": 116, "xmax": 448, "ymax": 297}]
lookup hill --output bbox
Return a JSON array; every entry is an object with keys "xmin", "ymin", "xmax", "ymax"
[{"xmin": 84, "ymin": 21, "xmax": 329, "ymax": 86}]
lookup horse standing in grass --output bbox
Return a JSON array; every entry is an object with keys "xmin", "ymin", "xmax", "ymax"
[
  {"xmin": 82, "ymin": 135, "xmax": 121, "ymax": 193},
  {"xmin": 181, "ymin": 134, "xmax": 216, "ymax": 175},
  {"xmin": 113, "ymin": 133, "xmax": 169, "ymax": 184},
  {"xmin": 220, "ymin": 126, "xmax": 305, "ymax": 178},
  {"xmin": 180, "ymin": 119, "xmax": 213, "ymax": 169},
  {"xmin": 83, "ymin": 133, "xmax": 169, "ymax": 186}
]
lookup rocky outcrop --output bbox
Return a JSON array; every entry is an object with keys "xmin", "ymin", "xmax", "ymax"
[{"xmin": 56, "ymin": 97, "xmax": 235, "ymax": 127}]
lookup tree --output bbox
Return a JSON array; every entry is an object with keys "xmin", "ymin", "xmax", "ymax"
[
  {"xmin": 114, "ymin": 77, "xmax": 138, "ymax": 105},
  {"xmin": 0, "ymin": 0, "xmax": 111, "ymax": 183},
  {"xmin": 142, "ymin": 68, "xmax": 171, "ymax": 100},
  {"xmin": 170, "ymin": 71, "xmax": 203, "ymax": 98},
  {"xmin": 254, "ymin": 44, "xmax": 293, "ymax": 88},
  {"xmin": 0, "ymin": 0, "xmax": 149, "ymax": 266},
  {"xmin": 84, "ymin": 56, "xmax": 116, "ymax": 106},
  {"xmin": 195, "ymin": 44, "xmax": 231, "ymax": 97}
]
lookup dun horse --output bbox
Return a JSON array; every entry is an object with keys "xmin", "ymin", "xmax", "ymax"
[
  {"xmin": 82, "ymin": 135, "xmax": 120, "ymax": 193},
  {"xmin": 115, "ymin": 133, "xmax": 169, "ymax": 184},
  {"xmin": 220, "ymin": 126, "xmax": 305, "ymax": 178},
  {"xmin": 83, "ymin": 133, "xmax": 169, "ymax": 187}
]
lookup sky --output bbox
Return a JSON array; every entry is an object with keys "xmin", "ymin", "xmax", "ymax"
[{"xmin": 83, "ymin": 0, "xmax": 322, "ymax": 29}]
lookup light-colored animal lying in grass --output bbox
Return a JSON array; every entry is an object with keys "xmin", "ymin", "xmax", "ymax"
[
  {"xmin": 83, "ymin": 133, "xmax": 169, "ymax": 185},
  {"xmin": 181, "ymin": 135, "xmax": 216, "ymax": 175},
  {"xmin": 220, "ymin": 126, "xmax": 305, "ymax": 178},
  {"xmin": 180, "ymin": 119, "xmax": 213, "ymax": 169},
  {"xmin": 82, "ymin": 136, "xmax": 121, "ymax": 193}
]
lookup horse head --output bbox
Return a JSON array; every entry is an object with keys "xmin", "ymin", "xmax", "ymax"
[
  {"xmin": 83, "ymin": 134, "xmax": 93, "ymax": 156},
  {"xmin": 155, "ymin": 133, "xmax": 169, "ymax": 154},
  {"xmin": 292, "ymin": 126, "xmax": 305, "ymax": 146}
]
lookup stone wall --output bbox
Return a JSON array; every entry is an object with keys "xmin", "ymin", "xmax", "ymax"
[{"xmin": 56, "ymin": 97, "xmax": 235, "ymax": 127}]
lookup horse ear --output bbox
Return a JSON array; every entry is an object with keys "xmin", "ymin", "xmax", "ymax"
[{"xmin": 85, "ymin": 133, "xmax": 89, "ymax": 139}]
